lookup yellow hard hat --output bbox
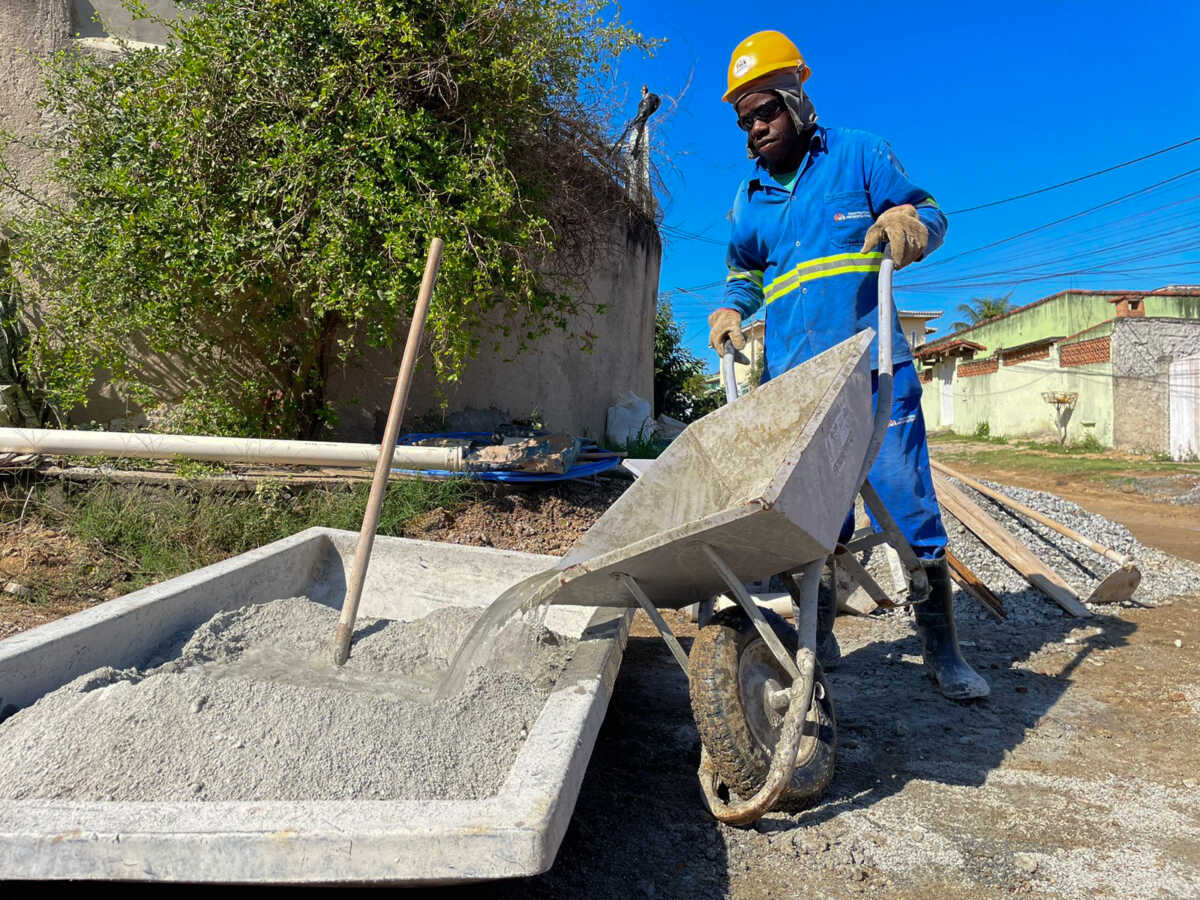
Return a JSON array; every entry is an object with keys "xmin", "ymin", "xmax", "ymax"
[{"xmin": 722, "ymin": 31, "xmax": 811, "ymax": 103}]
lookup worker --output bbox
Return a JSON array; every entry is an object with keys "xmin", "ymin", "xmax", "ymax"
[{"xmin": 708, "ymin": 31, "xmax": 988, "ymax": 700}]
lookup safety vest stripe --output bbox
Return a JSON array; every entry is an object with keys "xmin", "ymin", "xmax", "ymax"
[
  {"xmin": 726, "ymin": 268, "xmax": 764, "ymax": 286},
  {"xmin": 764, "ymin": 253, "xmax": 883, "ymax": 304},
  {"xmin": 765, "ymin": 263, "xmax": 883, "ymax": 304},
  {"xmin": 766, "ymin": 251, "xmax": 882, "ymax": 294}
]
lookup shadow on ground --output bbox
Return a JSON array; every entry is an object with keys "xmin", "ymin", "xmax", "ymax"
[{"xmin": 455, "ymin": 592, "xmax": 1137, "ymax": 898}]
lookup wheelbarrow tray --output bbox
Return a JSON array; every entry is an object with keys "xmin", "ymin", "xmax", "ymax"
[
  {"xmin": 548, "ymin": 331, "xmax": 875, "ymax": 609},
  {"xmin": 0, "ymin": 529, "xmax": 630, "ymax": 884}
]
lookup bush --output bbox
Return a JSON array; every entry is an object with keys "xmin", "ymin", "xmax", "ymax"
[
  {"xmin": 654, "ymin": 300, "xmax": 722, "ymax": 422},
  {"xmin": 974, "ymin": 421, "xmax": 990, "ymax": 440},
  {"xmin": 4, "ymin": 0, "xmax": 651, "ymax": 437}
]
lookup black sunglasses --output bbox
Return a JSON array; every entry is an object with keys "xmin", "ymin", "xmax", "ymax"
[{"xmin": 736, "ymin": 97, "xmax": 785, "ymax": 132}]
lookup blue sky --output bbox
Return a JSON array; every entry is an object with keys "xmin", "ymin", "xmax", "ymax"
[{"xmin": 607, "ymin": 1, "xmax": 1200, "ymax": 362}]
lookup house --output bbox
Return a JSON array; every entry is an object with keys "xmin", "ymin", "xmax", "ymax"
[
  {"xmin": 915, "ymin": 286, "xmax": 1200, "ymax": 459},
  {"xmin": 898, "ymin": 309, "xmax": 941, "ymax": 352}
]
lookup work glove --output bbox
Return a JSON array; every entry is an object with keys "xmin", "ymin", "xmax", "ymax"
[
  {"xmin": 860, "ymin": 204, "xmax": 928, "ymax": 269},
  {"xmin": 707, "ymin": 307, "xmax": 746, "ymax": 354}
]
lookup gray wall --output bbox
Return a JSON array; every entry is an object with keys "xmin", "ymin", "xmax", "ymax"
[
  {"xmin": 71, "ymin": 1, "xmax": 184, "ymax": 44},
  {"xmin": 1111, "ymin": 317, "xmax": 1200, "ymax": 454},
  {"xmin": 326, "ymin": 213, "xmax": 660, "ymax": 441},
  {"xmin": 0, "ymin": 1, "xmax": 73, "ymax": 217}
]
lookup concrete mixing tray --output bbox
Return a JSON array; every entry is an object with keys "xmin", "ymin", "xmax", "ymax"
[{"xmin": 0, "ymin": 528, "xmax": 630, "ymax": 884}]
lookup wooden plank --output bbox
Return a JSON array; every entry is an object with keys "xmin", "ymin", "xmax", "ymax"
[
  {"xmin": 933, "ymin": 472, "xmax": 1091, "ymax": 618},
  {"xmin": 945, "ymin": 549, "xmax": 1006, "ymax": 622},
  {"xmin": 931, "ymin": 459, "xmax": 1132, "ymax": 566}
]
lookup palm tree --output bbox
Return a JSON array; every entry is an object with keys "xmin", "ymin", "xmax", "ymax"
[{"xmin": 951, "ymin": 294, "xmax": 1013, "ymax": 332}]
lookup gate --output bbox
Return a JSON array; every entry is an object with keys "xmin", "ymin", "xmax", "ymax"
[{"xmin": 1169, "ymin": 355, "xmax": 1200, "ymax": 461}]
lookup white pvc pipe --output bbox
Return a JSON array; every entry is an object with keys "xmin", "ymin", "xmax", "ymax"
[{"xmin": 0, "ymin": 427, "xmax": 464, "ymax": 471}]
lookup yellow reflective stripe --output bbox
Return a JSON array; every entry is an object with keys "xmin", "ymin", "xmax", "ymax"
[
  {"xmin": 767, "ymin": 251, "xmax": 882, "ymax": 291},
  {"xmin": 918, "ymin": 196, "xmax": 939, "ymax": 208},
  {"xmin": 764, "ymin": 263, "xmax": 884, "ymax": 305},
  {"xmin": 726, "ymin": 268, "xmax": 764, "ymax": 286},
  {"xmin": 764, "ymin": 252, "xmax": 883, "ymax": 304}
]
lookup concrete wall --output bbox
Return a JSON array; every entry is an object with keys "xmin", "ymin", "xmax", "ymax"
[
  {"xmin": 0, "ymin": 1, "xmax": 73, "ymax": 217},
  {"xmin": 1144, "ymin": 294, "xmax": 1200, "ymax": 319},
  {"xmin": 71, "ymin": 1, "xmax": 183, "ymax": 44},
  {"xmin": 326, "ymin": 212, "xmax": 660, "ymax": 441},
  {"xmin": 1111, "ymin": 317, "xmax": 1200, "ymax": 454}
]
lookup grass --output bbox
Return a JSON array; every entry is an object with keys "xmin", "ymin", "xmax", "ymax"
[
  {"xmin": 603, "ymin": 426, "xmax": 669, "ymax": 459},
  {"xmin": 0, "ymin": 476, "xmax": 476, "ymax": 595},
  {"xmin": 931, "ymin": 436, "xmax": 1200, "ymax": 477}
]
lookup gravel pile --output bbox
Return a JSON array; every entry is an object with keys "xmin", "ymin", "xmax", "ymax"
[
  {"xmin": 931, "ymin": 478, "xmax": 1200, "ymax": 628},
  {"xmin": 0, "ymin": 597, "xmax": 575, "ymax": 802},
  {"xmin": 1173, "ymin": 483, "xmax": 1200, "ymax": 506}
]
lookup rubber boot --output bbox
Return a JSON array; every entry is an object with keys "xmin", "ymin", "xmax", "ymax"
[
  {"xmin": 914, "ymin": 558, "xmax": 990, "ymax": 700},
  {"xmin": 816, "ymin": 568, "xmax": 841, "ymax": 671}
]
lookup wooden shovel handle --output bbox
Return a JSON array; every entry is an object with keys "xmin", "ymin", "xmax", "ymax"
[{"xmin": 333, "ymin": 237, "xmax": 444, "ymax": 665}]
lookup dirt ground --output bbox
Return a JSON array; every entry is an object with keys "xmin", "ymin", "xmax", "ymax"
[
  {"xmin": 3, "ymin": 462, "xmax": 1199, "ymax": 895},
  {"xmin": 458, "ymin": 591, "xmax": 1200, "ymax": 899}
]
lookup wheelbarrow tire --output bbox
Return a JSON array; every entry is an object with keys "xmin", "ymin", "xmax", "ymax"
[{"xmin": 689, "ymin": 606, "xmax": 835, "ymax": 811}]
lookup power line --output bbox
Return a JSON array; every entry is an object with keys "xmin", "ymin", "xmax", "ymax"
[
  {"xmin": 944, "ymin": 136, "xmax": 1200, "ymax": 215},
  {"xmin": 919, "ymin": 166, "xmax": 1200, "ymax": 271},
  {"xmin": 659, "ymin": 223, "xmax": 726, "ymax": 247}
]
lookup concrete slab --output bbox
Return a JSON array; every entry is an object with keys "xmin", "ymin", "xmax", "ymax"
[{"xmin": 0, "ymin": 528, "xmax": 631, "ymax": 883}]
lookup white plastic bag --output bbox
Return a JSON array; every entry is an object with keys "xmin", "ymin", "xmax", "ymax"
[{"xmin": 606, "ymin": 392, "xmax": 654, "ymax": 447}]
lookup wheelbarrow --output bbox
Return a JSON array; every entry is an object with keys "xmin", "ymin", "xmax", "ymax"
[{"xmin": 519, "ymin": 251, "xmax": 929, "ymax": 823}]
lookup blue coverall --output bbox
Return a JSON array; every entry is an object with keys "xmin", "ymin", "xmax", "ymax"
[{"xmin": 722, "ymin": 125, "xmax": 948, "ymax": 559}]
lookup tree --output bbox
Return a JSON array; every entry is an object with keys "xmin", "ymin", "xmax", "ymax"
[
  {"xmin": 654, "ymin": 300, "xmax": 721, "ymax": 422},
  {"xmin": 3, "ymin": 0, "xmax": 651, "ymax": 436},
  {"xmin": 951, "ymin": 294, "xmax": 1014, "ymax": 332}
]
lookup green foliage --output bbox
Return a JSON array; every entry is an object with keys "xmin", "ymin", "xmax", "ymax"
[
  {"xmin": 973, "ymin": 420, "xmax": 990, "ymax": 439},
  {"xmin": 172, "ymin": 458, "xmax": 227, "ymax": 479},
  {"xmin": 654, "ymin": 300, "xmax": 721, "ymax": 421},
  {"xmin": 1073, "ymin": 432, "xmax": 1104, "ymax": 453},
  {"xmin": 609, "ymin": 424, "xmax": 664, "ymax": 459},
  {"xmin": 951, "ymin": 293, "xmax": 1014, "ymax": 332},
  {"xmin": 0, "ymin": 240, "xmax": 49, "ymax": 425},
  {"xmin": 21, "ymin": 476, "xmax": 474, "ymax": 590},
  {"xmin": 5, "ymin": 0, "xmax": 651, "ymax": 437}
]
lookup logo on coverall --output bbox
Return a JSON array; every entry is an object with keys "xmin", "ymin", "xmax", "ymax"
[{"xmin": 833, "ymin": 211, "xmax": 872, "ymax": 223}]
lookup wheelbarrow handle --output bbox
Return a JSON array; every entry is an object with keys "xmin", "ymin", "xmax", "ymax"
[
  {"xmin": 721, "ymin": 339, "xmax": 750, "ymax": 406},
  {"xmin": 853, "ymin": 248, "xmax": 896, "ymax": 490}
]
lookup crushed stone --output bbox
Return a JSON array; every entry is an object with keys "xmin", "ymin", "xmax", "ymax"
[
  {"xmin": 0, "ymin": 597, "xmax": 575, "ymax": 802},
  {"xmin": 933, "ymin": 477, "xmax": 1200, "ymax": 627}
]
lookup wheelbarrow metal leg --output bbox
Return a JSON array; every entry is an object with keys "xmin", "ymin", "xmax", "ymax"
[
  {"xmin": 860, "ymin": 479, "xmax": 930, "ymax": 601},
  {"xmin": 782, "ymin": 558, "xmax": 824, "ymax": 652},
  {"xmin": 617, "ymin": 573, "xmax": 690, "ymax": 674},
  {"xmin": 832, "ymin": 546, "xmax": 898, "ymax": 610},
  {"xmin": 700, "ymin": 543, "xmax": 801, "ymax": 681}
]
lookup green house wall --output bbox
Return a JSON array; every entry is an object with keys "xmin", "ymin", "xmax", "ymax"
[{"xmin": 918, "ymin": 289, "xmax": 1200, "ymax": 446}]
